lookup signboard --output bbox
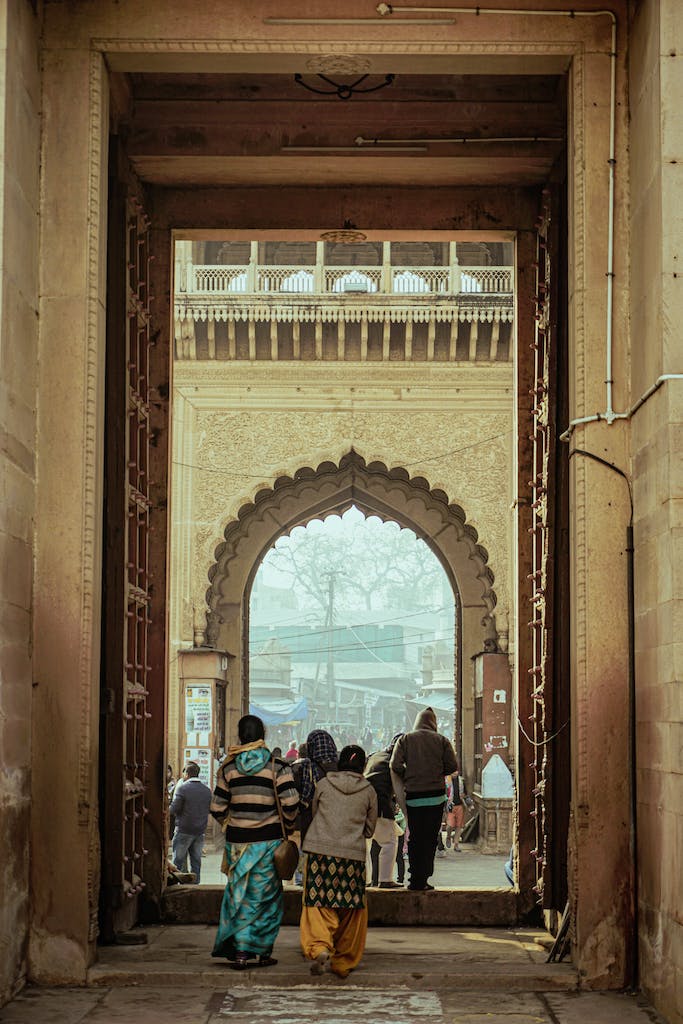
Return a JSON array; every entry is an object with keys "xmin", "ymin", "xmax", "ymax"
[
  {"xmin": 183, "ymin": 747, "xmax": 212, "ymax": 788},
  {"xmin": 185, "ymin": 685, "xmax": 212, "ymax": 746}
]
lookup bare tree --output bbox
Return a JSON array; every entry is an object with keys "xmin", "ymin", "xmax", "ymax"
[{"xmin": 261, "ymin": 511, "xmax": 447, "ymax": 619}]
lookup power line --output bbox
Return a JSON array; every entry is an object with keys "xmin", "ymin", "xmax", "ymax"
[
  {"xmin": 248, "ymin": 604, "xmax": 452, "ymax": 645},
  {"xmin": 249, "ymin": 628, "xmax": 456, "ymax": 661},
  {"xmin": 169, "ymin": 429, "xmax": 511, "ymax": 481}
]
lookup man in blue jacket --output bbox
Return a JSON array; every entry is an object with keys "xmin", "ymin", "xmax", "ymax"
[{"xmin": 169, "ymin": 761, "xmax": 212, "ymax": 883}]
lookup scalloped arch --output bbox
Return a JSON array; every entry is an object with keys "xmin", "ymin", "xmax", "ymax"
[{"xmin": 205, "ymin": 451, "xmax": 496, "ymax": 647}]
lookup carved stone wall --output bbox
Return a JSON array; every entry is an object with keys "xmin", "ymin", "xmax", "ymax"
[{"xmin": 168, "ymin": 360, "xmax": 515, "ymax": 776}]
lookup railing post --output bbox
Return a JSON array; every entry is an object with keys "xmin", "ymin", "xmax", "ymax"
[
  {"xmin": 449, "ymin": 241, "xmax": 461, "ymax": 293},
  {"xmin": 381, "ymin": 241, "xmax": 391, "ymax": 293},
  {"xmin": 315, "ymin": 241, "xmax": 325, "ymax": 293},
  {"xmin": 247, "ymin": 240, "xmax": 258, "ymax": 292}
]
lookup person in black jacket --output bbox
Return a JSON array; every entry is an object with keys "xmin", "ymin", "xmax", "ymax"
[
  {"xmin": 364, "ymin": 733, "xmax": 403, "ymax": 888},
  {"xmin": 390, "ymin": 708, "xmax": 458, "ymax": 891}
]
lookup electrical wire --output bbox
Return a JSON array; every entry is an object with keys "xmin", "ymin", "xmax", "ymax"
[
  {"xmin": 249, "ymin": 602, "xmax": 452, "ymax": 642},
  {"xmin": 169, "ymin": 428, "xmax": 511, "ymax": 481},
  {"xmin": 248, "ymin": 628, "xmax": 455, "ymax": 660}
]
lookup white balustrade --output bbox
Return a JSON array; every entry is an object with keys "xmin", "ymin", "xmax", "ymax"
[
  {"xmin": 187, "ymin": 263, "xmax": 512, "ymax": 296},
  {"xmin": 459, "ymin": 267, "xmax": 512, "ymax": 293}
]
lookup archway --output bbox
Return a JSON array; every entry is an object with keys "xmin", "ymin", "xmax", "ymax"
[{"xmin": 204, "ymin": 450, "xmax": 503, "ymax": 809}]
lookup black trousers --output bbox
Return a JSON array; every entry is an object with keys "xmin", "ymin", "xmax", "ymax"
[{"xmin": 406, "ymin": 802, "xmax": 444, "ymax": 889}]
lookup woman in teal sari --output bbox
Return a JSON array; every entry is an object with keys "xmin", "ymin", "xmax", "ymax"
[{"xmin": 210, "ymin": 714, "xmax": 299, "ymax": 970}]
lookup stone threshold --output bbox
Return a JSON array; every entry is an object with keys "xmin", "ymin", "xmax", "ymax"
[{"xmin": 161, "ymin": 886, "xmax": 520, "ymax": 927}]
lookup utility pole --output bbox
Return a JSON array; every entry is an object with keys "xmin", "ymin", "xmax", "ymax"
[{"xmin": 325, "ymin": 572, "xmax": 336, "ymax": 721}]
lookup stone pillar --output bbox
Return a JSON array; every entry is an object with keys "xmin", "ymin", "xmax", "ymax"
[
  {"xmin": 449, "ymin": 240, "xmax": 461, "ymax": 293},
  {"xmin": 381, "ymin": 240, "xmax": 391, "ymax": 292},
  {"xmin": 247, "ymin": 240, "xmax": 258, "ymax": 292},
  {"xmin": 567, "ymin": 37, "xmax": 632, "ymax": 988},
  {"xmin": 629, "ymin": 3, "xmax": 683, "ymax": 1020},
  {"xmin": 30, "ymin": 48, "xmax": 109, "ymax": 984},
  {"xmin": 314, "ymin": 240, "xmax": 325, "ymax": 293},
  {"xmin": 0, "ymin": 0, "xmax": 41, "ymax": 1005}
]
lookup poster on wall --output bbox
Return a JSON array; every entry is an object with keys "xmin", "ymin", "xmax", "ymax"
[
  {"xmin": 183, "ymin": 747, "xmax": 212, "ymax": 788},
  {"xmin": 185, "ymin": 685, "xmax": 212, "ymax": 746}
]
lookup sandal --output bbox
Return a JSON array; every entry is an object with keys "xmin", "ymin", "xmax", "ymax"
[
  {"xmin": 254, "ymin": 955, "xmax": 278, "ymax": 968},
  {"xmin": 229, "ymin": 952, "xmax": 250, "ymax": 971}
]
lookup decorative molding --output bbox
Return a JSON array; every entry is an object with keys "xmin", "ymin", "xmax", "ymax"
[
  {"xmin": 205, "ymin": 450, "xmax": 497, "ymax": 647},
  {"xmin": 174, "ymin": 301, "xmax": 514, "ymax": 325},
  {"xmin": 93, "ymin": 38, "xmax": 585, "ymax": 58},
  {"xmin": 78, "ymin": 50, "xmax": 106, "ymax": 831},
  {"xmin": 569, "ymin": 51, "xmax": 590, "ymax": 816},
  {"xmin": 305, "ymin": 54, "xmax": 372, "ymax": 75}
]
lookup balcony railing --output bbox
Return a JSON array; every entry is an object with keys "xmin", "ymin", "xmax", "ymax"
[{"xmin": 185, "ymin": 263, "xmax": 513, "ymax": 297}]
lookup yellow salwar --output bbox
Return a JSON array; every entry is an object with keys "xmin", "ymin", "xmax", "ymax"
[{"xmin": 300, "ymin": 904, "xmax": 368, "ymax": 978}]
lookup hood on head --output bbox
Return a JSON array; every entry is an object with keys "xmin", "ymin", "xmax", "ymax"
[
  {"xmin": 326, "ymin": 771, "xmax": 372, "ymax": 796},
  {"xmin": 306, "ymin": 729, "xmax": 338, "ymax": 766},
  {"xmin": 235, "ymin": 746, "xmax": 271, "ymax": 775},
  {"xmin": 413, "ymin": 707, "xmax": 437, "ymax": 731},
  {"xmin": 386, "ymin": 731, "xmax": 404, "ymax": 753}
]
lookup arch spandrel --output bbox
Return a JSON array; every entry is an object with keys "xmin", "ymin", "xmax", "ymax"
[{"xmin": 205, "ymin": 451, "xmax": 497, "ymax": 648}]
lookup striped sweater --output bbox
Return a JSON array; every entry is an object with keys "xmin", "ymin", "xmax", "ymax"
[{"xmin": 210, "ymin": 749, "xmax": 299, "ymax": 844}]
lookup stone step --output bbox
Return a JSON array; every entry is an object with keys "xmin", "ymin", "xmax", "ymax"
[
  {"xmin": 88, "ymin": 924, "xmax": 578, "ymax": 992},
  {"xmin": 161, "ymin": 885, "xmax": 520, "ymax": 927}
]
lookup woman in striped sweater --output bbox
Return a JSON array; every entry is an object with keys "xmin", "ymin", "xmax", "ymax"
[{"xmin": 210, "ymin": 714, "xmax": 299, "ymax": 970}]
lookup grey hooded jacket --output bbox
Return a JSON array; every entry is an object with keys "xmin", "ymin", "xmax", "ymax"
[{"xmin": 302, "ymin": 771, "xmax": 378, "ymax": 862}]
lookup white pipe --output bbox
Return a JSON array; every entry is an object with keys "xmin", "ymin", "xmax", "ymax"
[
  {"xmin": 376, "ymin": 4, "xmax": 621, "ymax": 437},
  {"xmin": 559, "ymin": 375, "xmax": 683, "ymax": 442}
]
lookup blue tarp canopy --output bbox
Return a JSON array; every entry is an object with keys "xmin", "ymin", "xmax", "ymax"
[{"xmin": 248, "ymin": 697, "xmax": 309, "ymax": 726}]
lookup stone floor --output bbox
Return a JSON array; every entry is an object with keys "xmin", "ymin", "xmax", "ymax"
[
  {"xmin": 199, "ymin": 843, "xmax": 509, "ymax": 889},
  {"xmin": 0, "ymin": 926, "xmax": 667, "ymax": 1024}
]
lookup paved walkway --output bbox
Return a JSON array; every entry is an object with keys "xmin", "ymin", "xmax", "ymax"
[
  {"xmin": 200, "ymin": 843, "xmax": 509, "ymax": 888},
  {"xmin": 0, "ymin": 926, "xmax": 666, "ymax": 1024}
]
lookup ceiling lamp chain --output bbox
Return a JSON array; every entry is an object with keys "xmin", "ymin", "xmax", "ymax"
[{"xmin": 294, "ymin": 72, "xmax": 395, "ymax": 100}]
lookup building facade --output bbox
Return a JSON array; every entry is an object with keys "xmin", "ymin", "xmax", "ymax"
[{"xmin": 0, "ymin": 3, "xmax": 681, "ymax": 1023}]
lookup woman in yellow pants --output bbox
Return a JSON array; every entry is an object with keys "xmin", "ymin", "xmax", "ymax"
[{"xmin": 300, "ymin": 745, "xmax": 378, "ymax": 978}]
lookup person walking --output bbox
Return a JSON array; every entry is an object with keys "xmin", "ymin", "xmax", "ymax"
[
  {"xmin": 300, "ymin": 745, "xmax": 378, "ymax": 979},
  {"xmin": 297, "ymin": 729, "xmax": 338, "ymax": 841},
  {"xmin": 169, "ymin": 761, "xmax": 212, "ymax": 883},
  {"xmin": 364, "ymin": 733, "xmax": 403, "ymax": 888},
  {"xmin": 446, "ymin": 769, "xmax": 470, "ymax": 851},
  {"xmin": 210, "ymin": 714, "xmax": 299, "ymax": 970},
  {"xmin": 389, "ymin": 708, "xmax": 457, "ymax": 891}
]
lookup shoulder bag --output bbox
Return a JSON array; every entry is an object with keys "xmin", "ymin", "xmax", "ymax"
[{"xmin": 271, "ymin": 763, "xmax": 299, "ymax": 880}]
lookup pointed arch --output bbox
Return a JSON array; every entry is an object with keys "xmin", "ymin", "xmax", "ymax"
[{"xmin": 205, "ymin": 451, "xmax": 497, "ymax": 654}]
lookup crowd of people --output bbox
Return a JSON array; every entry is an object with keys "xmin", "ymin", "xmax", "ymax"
[{"xmin": 168, "ymin": 708, "xmax": 467, "ymax": 979}]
